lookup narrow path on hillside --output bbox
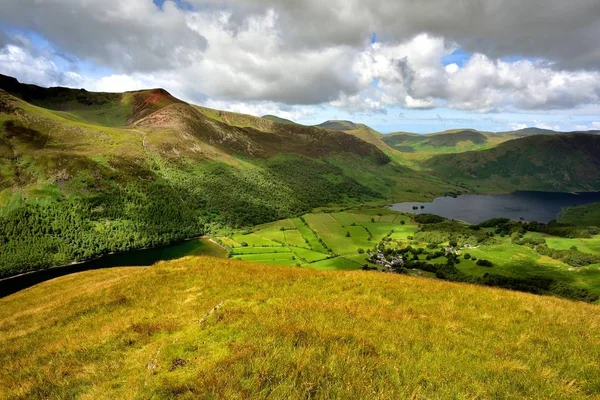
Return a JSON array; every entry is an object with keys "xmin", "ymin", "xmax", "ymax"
[{"xmin": 131, "ymin": 128, "xmax": 147, "ymax": 149}]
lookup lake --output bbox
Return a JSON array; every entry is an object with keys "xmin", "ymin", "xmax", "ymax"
[
  {"xmin": 0, "ymin": 238, "xmax": 226, "ymax": 298},
  {"xmin": 390, "ymin": 191, "xmax": 600, "ymax": 225}
]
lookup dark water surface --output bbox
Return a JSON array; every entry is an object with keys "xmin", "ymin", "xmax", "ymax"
[
  {"xmin": 391, "ymin": 191, "xmax": 600, "ymax": 225},
  {"xmin": 0, "ymin": 238, "xmax": 226, "ymax": 298}
]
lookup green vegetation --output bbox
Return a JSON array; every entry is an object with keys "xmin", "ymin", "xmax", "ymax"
[
  {"xmin": 424, "ymin": 134, "xmax": 600, "ymax": 192},
  {"xmin": 2, "ymin": 258, "xmax": 600, "ymax": 398},
  {"xmin": 382, "ymin": 129, "xmax": 495, "ymax": 154},
  {"xmin": 219, "ymin": 209, "xmax": 415, "ymax": 270},
  {"xmin": 261, "ymin": 114, "xmax": 298, "ymax": 125},
  {"xmin": 560, "ymin": 201, "xmax": 600, "ymax": 226},
  {"xmin": 0, "ymin": 75, "xmax": 463, "ymax": 278},
  {"xmin": 221, "ymin": 210, "xmax": 600, "ymax": 302}
]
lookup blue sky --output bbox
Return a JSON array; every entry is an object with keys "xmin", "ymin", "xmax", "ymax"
[{"xmin": 1, "ymin": 0, "xmax": 599, "ymax": 134}]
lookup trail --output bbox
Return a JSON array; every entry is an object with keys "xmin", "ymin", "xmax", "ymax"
[{"xmin": 131, "ymin": 128, "xmax": 147, "ymax": 150}]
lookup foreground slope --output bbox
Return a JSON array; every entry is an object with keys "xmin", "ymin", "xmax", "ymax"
[{"xmin": 1, "ymin": 257, "xmax": 599, "ymax": 399}]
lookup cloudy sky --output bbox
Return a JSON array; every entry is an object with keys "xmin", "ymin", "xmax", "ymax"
[{"xmin": 1, "ymin": 0, "xmax": 600, "ymax": 133}]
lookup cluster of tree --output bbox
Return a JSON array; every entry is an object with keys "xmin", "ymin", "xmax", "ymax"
[
  {"xmin": 1, "ymin": 156, "xmax": 380, "ymax": 277},
  {"xmin": 414, "ymin": 214, "xmax": 446, "ymax": 224},
  {"xmin": 476, "ymin": 259, "xmax": 493, "ymax": 268},
  {"xmin": 535, "ymin": 245, "xmax": 600, "ymax": 267},
  {"xmin": 396, "ymin": 258, "xmax": 598, "ymax": 303},
  {"xmin": 476, "ymin": 217, "xmax": 599, "ymax": 240},
  {"xmin": 414, "ymin": 221, "xmax": 496, "ymax": 247}
]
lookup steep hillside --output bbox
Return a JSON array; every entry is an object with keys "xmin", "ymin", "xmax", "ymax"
[
  {"xmin": 425, "ymin": 134, "xmax": 600, "ymax": 192},
  {"xmin": 135, "ymin": 104, "xmax": 391, "ymax": 162},
  {"xmin": 1, "ymin": 257, "xmax": 599, "ymax": 399},
  {"xmin": 0, "ymin": 75, "xmax": 458, "ymax": 278}
]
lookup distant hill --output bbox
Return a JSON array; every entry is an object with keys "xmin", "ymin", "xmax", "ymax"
[
  {"xmin": 317, "ymin": 120, "xmax": 361, "ymax": 131},
  {"xmin": 425, "ymin": 134, "xmax": 600, "ymax": 192},
  {"xmin": 261, "ymin": 114, "xmax": 298, "ymax": 125},
  {"xmin": 383, "ymin": 129, "xmax": 491, "ymax": 154}
]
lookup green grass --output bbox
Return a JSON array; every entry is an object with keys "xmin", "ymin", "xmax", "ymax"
[
  {"xmin": 224, "ymin": 210, "xmax": 600, "ymax": 297},
  {"xmin": 224, "ymin": 209, "xmax": 413, "ymax": 271},
  {"xmin": 2, "ymin": 257, "xmax": 600, "ymax": 398},
  {"xmin": 559, "ymin": 202, "xmax": 600, "ymax": 226}
]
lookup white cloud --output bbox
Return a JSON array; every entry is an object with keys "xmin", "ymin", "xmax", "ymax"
[
  {"xmin": 508, "ymin": 123, "xmax": 528, "ymax": 130},
  {"xmin": 533, "ymin": 119, "xmax": 560, "ymax": 131},
  {"xmin": 349, "ymin": 35, "xmax": 600, "ymax": 113},
  {"xmin": 202, "ymin": 99, "xmax": 318, "ymax": 121},
  {"xmin": 0, "ymin": 0, "xmax": 207, "ymax": 72},
  {"xmin": 1, "ymin": 4, "xmax": 600, "ymax": 119},
  {"xmin": 0, "ymin": 45, "xmax": 77, "ymax": 87},
  {"xmin": 445, "ymin": 63, "xmax": 459, "ymax": 74}
]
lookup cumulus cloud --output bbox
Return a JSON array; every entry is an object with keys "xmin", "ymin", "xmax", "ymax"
[
  {"xmin": 180, "ymin": 10, "xmax": 359, "ymax": 104},
  {"xmin": 0, "ymin": 0, "xmax": 600, "ymax": 119},
  {"xmin": 0, "ymin": 45, "xmax": 81, "ymax": 87},
  {"xmin": 508, "ymin": 123, "xmax": 529, "ymax": 131},
  {"xmin": 351, "ymin": 35, "xmax": 600, "ymax": 112},
  {"xmin": 0, "ymin": 0, "xmax": 207, "ymax": 72},
  {"xmin": 203, "ymin": 99, "xmax": 318, "ymax": 122},
  {"xmin": 195, "ymin": 0, "xmax": 600, "ymax": 70}
]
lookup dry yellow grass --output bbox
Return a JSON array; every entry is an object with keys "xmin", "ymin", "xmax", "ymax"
[{"xmin": 1, "ymin": 257, "xmax": 600, "ymax": 399}]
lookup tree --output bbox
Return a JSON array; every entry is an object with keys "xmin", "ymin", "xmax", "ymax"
[{"xmin": 476, "ymin": 259, "xmax": 493, "ymax": 268}]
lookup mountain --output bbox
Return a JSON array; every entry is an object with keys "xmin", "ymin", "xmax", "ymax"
[
  {"xmin": 261, "ymin": 114, "xmax": 298, "ymax": 125},
  {"xmin": 501, "ymin": 127, "xmax": 600, "ymax": 137},
  {"xmin": 382, "ymin": 129, "xmax": 493, "ymax": 154},
  {"xmin": 2, "ymin": 256, "xmax": 599, "ymax": 398},
  {"xmin": 315, "ymin": 120, "xmax": 411, "ymax": 163},
  {"xmin": 317, "ymin": 120, "xmax": 361, "ymax": 130},
  {"xmin": 425, "ymin": 134, "xmax": 600, "ymax": 192},
  {"xmin": 0, "ymin": 74, "xmax": 457, "ymax": 277}
]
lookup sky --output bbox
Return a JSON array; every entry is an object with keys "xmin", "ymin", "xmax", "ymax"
[{"xmin": 1, "ymin": 0, "xmax": 600, "ymax": 133}]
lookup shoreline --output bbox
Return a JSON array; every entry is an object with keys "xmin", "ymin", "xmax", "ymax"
[{"xmin": 0, "ymin": 235, "xmax": 215, "ymax": 284}]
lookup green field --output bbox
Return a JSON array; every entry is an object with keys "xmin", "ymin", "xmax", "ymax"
[
  {"xmin": 219, "ymin": 209, "xmax": 600, "ymax": 301},
  {"xmin": 560, "ymin": 202, "xmax": 600, "ymax": 226},
  {"xmin": 219, "ymin": 209, "xmax": 418, "ymax": 270}
]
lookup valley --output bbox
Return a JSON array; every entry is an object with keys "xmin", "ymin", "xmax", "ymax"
[
  {"xmin": 3, "ymin": 2, "xmax": 600, "ymax": 398},
  {"xmin": 2, "ymin": 74, "xmax": 600, "ymax": 302}
]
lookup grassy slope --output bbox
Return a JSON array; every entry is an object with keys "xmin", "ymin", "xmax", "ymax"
[
  {"xmin": 560, "ymin": 202, "xmax": 600, "ymax": 226},
  {"xmin": 424, "ymin": 134, "xmax": 600, "ymax": 192},
  {"xmin": 261, "ymin": 115, "xmax": 298, "ymax": 125},
  {"xmin": 1, "ymin": 258, "xmax": 599, "ymax": 399}
]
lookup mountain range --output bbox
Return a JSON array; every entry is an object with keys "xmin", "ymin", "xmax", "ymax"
[{"xmin": 1, "ymin": 73, "xmax": 600, "ymax": 276}]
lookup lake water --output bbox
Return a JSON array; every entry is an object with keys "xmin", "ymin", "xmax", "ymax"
[
  {"xmin": 0, "ymin": 238, "xmax": 226, "ymax": 298},
  {"xmin": 390, "ymin": 191, "xmax": 600, "ymax": 225}
]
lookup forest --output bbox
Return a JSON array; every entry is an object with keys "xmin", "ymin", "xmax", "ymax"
[{"xmin": 0, "ymin": 156, "xmax": 379, "ymax": 277}]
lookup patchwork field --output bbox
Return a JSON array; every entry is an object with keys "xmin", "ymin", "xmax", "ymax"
[
  {"xmin": 217, "ymin": 210, "xmax": 417, "ymax": 270},
  {"xmin": 218, "ymin": 209, "xmax": 600, "ymax": 300}
]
